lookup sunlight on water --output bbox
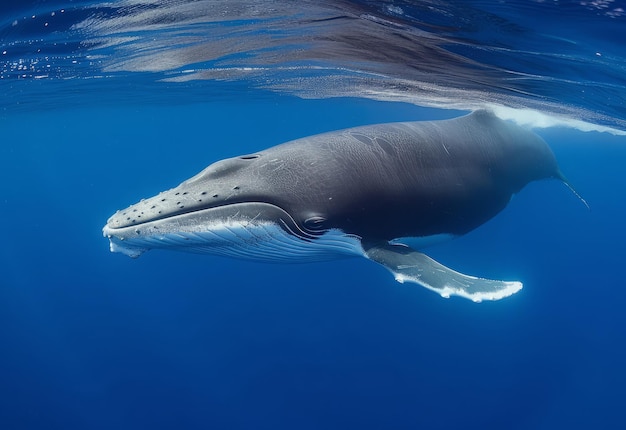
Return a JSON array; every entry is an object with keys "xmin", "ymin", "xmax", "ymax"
[{"xmin": 1, "ymin": 0, "xmax": 625, "ymax": 133}]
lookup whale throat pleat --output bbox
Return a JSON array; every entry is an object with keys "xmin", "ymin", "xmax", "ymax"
[{"xmin": 106, "ymin": 220, "xmax": 365, "ymax": 263}]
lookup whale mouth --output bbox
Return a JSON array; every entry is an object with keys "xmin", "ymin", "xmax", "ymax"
[
  {"xmin": 103, "ymin": 202, "xmax": 314, "ymax": 258},
  {"xmin": 103, "ymin": 201, "xmax": 363, "ymax": 261},
  {"xmin": 104, "ymin": 192, "xmax": 266, "ymax": 230}
]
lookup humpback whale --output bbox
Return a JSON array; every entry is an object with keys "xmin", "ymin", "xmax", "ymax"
[{"xmin": 103, "ymin": 110, "xmax": 570, "ymax": 302}]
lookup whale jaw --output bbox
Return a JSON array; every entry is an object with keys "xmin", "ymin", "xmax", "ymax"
[{"xmin": 103, "ymin": 202, "xmax": 365, "ymax": 262}]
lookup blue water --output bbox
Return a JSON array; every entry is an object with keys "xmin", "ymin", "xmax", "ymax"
[{"xmin": 1, "ymin": 1, "xmax": 626, "ymax": 429}]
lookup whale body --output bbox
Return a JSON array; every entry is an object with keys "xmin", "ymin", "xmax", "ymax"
[{"xmin": 103, "ymin": 110, "xmax": 566, "ymax": 302}]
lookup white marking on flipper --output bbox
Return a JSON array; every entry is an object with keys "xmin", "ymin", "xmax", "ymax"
[{"xmin": 365, "ymin": 244, "xmax": 523, "ymax": 302}]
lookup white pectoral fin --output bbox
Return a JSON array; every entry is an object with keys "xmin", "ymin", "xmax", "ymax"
[{"xmin": 364, "ymin": 243, "xmax": 522, "ymax": 302}]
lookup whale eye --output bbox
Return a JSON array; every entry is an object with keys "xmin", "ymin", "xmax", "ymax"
[
  {"xmin": 304, "ymin": 215, "xmax": 327, "ymax": 230},
  {"xmin": 240, "ymin": 154, "xmax": 260, "ymax": 160}
]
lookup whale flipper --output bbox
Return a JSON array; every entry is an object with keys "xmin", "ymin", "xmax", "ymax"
[{"xmin": 364, "ymin": 243, "xmax": 523, "ymax": 302}]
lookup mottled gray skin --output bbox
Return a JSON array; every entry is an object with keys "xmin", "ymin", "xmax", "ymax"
[{"xmin": 106, "ymin": 110, "xmax": 561, "ymax": 242}]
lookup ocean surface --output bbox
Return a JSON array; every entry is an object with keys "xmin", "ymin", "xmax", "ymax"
[{"xmin": 1, "ymin": 1, "xmax": 625, "ymax": 429}]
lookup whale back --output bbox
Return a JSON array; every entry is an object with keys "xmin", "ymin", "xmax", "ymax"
[{"xmin": 225, "ymin": 110, "xmax": 560, "ymax": 240}]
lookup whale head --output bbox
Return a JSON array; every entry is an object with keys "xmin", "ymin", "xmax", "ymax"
[{"xmin": 102, "ymin": 153, "xmax": 364, "ymax": 260}]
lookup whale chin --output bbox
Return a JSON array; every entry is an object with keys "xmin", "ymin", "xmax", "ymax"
[{"xmin": 102, "ymin": 201, "xmax": 365, "ymax": 262}]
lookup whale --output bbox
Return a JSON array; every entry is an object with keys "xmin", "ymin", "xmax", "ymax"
[{"xmin": 103, "ymin": 110, "xmax": 571, "ymax": 302}]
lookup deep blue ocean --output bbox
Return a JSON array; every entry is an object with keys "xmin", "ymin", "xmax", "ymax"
[{"xmin": 1, "ymin": 1, "xmax": 625, "ymax": 429}]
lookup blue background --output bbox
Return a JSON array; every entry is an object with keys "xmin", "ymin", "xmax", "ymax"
[
  {"xmin": 1, "ymin": 96, "xmax": 625, "ymax": 429},
  {"xmin": 1, "ymin": 1, "xmax": 626, "ymax": 427}
]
